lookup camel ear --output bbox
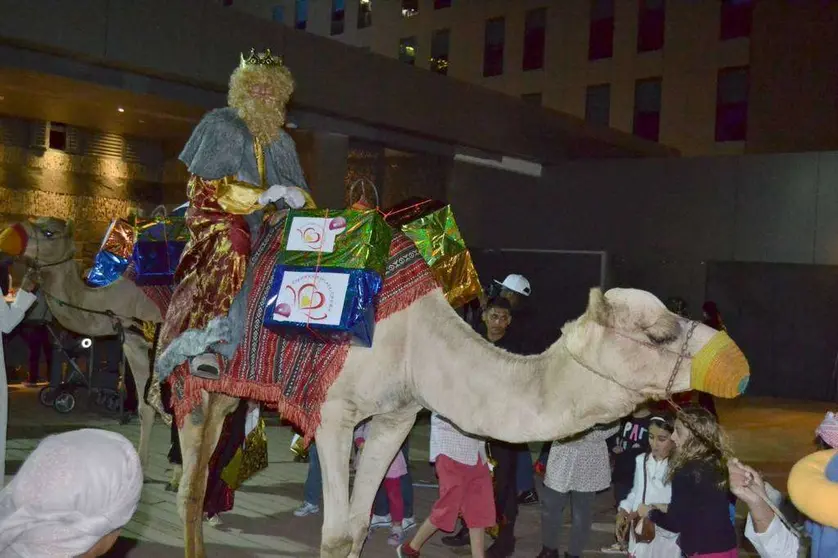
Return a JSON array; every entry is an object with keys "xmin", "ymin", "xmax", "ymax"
[{"xmin": 586, "ymin": 288, "xmax": 612, "ymax": 326}]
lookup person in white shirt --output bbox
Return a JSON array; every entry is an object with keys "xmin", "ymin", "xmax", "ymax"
[
  {"xmin": 0, "ymin": 273, "xmax": 37, "ymax": 484},
  {"xmin": 611, "ymin": 414, "xmax": 680, "ymax": 557},
  {"xmin": 728, "ymin": 459, "xmax": 800, "ymax": 558},
  {"xmin": 397, "ymin": 413, "xmax": 495, "ymax": 558}
]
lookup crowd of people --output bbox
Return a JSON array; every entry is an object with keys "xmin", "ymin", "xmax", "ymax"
[{"xmin": 0, "ymin": 268, "xmax": 835, "ymax": 558}]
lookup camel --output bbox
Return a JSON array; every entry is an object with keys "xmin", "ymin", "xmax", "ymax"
[
  {"xmin": 0, "ymin": 218, "xmax": 165, "ymax": 470},
  {"xmin": 172, "ymin": 261, "xmax": 749, "ymax": 556}
]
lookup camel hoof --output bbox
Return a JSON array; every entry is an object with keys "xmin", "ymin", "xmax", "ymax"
[{"xmin": 321, "ymin": 537, "xmax": 353, "ymax": 558}]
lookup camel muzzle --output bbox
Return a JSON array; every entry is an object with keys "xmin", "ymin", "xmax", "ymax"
[
  {"xmin": 689, "ymin": 330, "xmax": 750, "ymax": 398},
  {"xmin": 0, "ymin": 224, "xmax": 26, "ymax": 257}
]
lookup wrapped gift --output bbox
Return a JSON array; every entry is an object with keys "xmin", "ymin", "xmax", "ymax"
[
  {"xmin": 279, "ymin": 209, "xmax": 391, "ymax": 276},
  {"xmin": 394, "ymin": 202, "xmax": 482, "ymax": 309},
  {"xmin": 132, "ymin": 216, "xmax": 189, "ymax": 286},
  {"xmin": 220, "ymin": 408, "xmax": 268, "ymax": 491},
  {"xmin": 263, "ymin": 265, "xmax": 382, "ymax": 347},
  {"xmin": 86, "ymin": 219, "xmax": 135, "ymax": 287}
]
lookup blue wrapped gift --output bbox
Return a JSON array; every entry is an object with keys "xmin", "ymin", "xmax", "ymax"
[
  {"xmin": 132, "ymin": 240, "xmax": 187, "ymax": 286},
  {"xmin": 87, "ymin": 251, "xmax": 130, "ymax": 287},
  {"xmin": 263, "ymin": 266, "xmax": 382, "ymax": 347}
]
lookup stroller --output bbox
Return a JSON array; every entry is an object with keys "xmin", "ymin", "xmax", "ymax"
[{"xmin": 38, "ymin": 324, "xmax": 128, "ymax": 421}]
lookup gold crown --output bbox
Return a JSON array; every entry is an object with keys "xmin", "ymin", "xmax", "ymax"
[{"xmin": 240, "ymin": 48, "xmax": 283, "ymax": 67}]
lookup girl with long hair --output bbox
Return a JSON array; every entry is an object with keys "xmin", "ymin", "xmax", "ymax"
[
  {"xmin": 612, "ymin": 414, "xmax": 680, "ymax": 557},
  {"xmin": 638, "ymin": 408, "xmax": 737, "ymax": 558}
]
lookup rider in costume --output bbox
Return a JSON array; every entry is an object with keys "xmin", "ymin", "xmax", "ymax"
[{"xmin": 157, "ymin": 49, "xmax": 315, "ymax": 383}]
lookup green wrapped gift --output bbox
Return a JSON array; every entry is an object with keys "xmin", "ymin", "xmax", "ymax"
[
  {"xmin": 280, "ymin": 209, "xmax": 392, "ymax": 276},
  {"xmin": 399, "ymin": 205, "xmax": 482, "ymax": 308}
]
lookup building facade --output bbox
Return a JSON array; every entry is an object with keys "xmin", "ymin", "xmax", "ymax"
[{"xmin": 236, "ymin": 0, "xmax": 838, "ymax": 157}]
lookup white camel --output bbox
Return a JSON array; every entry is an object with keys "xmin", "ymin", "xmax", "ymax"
[
  {"xmin": 174, "ymin": 275, "xmax": 749, "ymax": 557},
  {"xmin": 0, "ymin": 218, "xmax": 165, "ymax": 470}
]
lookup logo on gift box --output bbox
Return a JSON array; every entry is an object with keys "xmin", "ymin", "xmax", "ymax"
[
  {"xmin": 287, "ymin": 217, "xmax": 347, "ymax": 253},
  {"xmin": 272, "ymin": 271, "xmax": 350, "ymax": 326}
]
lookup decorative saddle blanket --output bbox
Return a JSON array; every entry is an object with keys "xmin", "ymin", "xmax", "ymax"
[{"xmin": 168, "ymin": 215, "xmax": 439, "ymax": 438}]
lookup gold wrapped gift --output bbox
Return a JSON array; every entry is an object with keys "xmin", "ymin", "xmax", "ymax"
[
  {"xmin": 290, "ymin": 433, "xmax": 309, "ymax": 460},
  {"xmin": 221, "ymin": 418, "xmax": 269, "ymax": 490},
  {"xmin": 399, "ymin": 205, "xmax": 482, "ymax": 308}
]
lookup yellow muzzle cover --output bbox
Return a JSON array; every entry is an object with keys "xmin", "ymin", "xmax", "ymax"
[
  {"xmin": 690, "ymin": 330, "xmax": 750, "ymax": 398},
  {"xmin": 0, "ymin": 224, "xmax": 25, "ymax": 257}
]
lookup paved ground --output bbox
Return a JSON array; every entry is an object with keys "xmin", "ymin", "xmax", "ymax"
[{"xmin": 5, "ymin": 385, "xmax": 832, "ymax": 557}]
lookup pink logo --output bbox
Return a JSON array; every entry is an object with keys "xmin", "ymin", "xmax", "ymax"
[
  {"xmin": 282, "ymin": 282, "xmax": 328, "ymax": 321},
  {"xmin": 329, "ymin": 217, "xmax": 347, "ymax": 231},
  {"xmin": 275, "ymin": 303, "xmax": 292, "ymax": 318}
]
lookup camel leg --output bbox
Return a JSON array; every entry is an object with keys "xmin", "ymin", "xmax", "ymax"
[
  {"xmin": 316, "ymin": 399, "xmax": 358, "ymax": 558},
  {"xmin": 178, "ymin": 392, "xmax": 239, "ymax": 558},
  {"xmin": 122, "ymin": 337, "xmax": 154, "ymax": 470},
  {"xmin": 347, "ymin": 411, "xmax": 417, "ymax": 558}
]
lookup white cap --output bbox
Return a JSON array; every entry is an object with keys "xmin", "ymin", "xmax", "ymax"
[{"xmin": 494, "ymin": 274, "xmax": 531, "ymax": 296}]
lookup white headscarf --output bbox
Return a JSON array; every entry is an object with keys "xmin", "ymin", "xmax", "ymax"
[{"xmin": 0, "ymin": 429, "xmax": 142, "ymax": 557}]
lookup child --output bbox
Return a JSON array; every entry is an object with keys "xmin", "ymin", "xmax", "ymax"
[
  {"xmin": 639, "ymin": 408, "xmax": 737, "ymax": 558},
  {"xmin": 354, "ymin": 422, "xmax": 409, "ymax": 546},
  {"xmin": 614, "ymin": 415, "xmax": 680, "ymax": 558},
  {"xmin": 397, "ymin": 413, "xmax": 495, "ymax": 558},
  {"xmin": 610, "ymin": 405, "xmax": 653, "ymax": 508}
]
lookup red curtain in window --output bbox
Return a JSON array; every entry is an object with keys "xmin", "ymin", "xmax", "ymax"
[
  {"xmin": 637, "ymin": 4, "xmax": 665, "ymax": 52},
  {"xmin": 588, "ymin": 17, "xmax": 614, "ymax": 60}
]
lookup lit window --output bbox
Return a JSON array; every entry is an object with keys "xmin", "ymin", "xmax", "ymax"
[
  {"xmin": 720, "ymin": 0, "xmax": 753, "ymax": 40},
  {"xmin": 430, "ymin": 29, "xmax": 450, "ymax": 75},
  {"xmin": 434, "ymin": 0, "xmax": 451, "ymax": 8},
  {"xmin": 483, "ymin": 17, "xmax": 505, "ymax": 77},
  {"xmin": 331, "ymin": 0, "xmax": 345, "ymax": 35},
  {"xmin": 637, "ymin": 0, "xmax": 665, "ymax": 52},
  {"xmin": 523, "ymin": 7, "xmax": 546, "ymax": 71},
  {"xmin": 295, "ymin": 0, "xmax": 308, "ymax": 30},
  {"xmin": 585, "ymin": 84, "xmax": 611, "ymax": 126},
  {"xmin": 48, "ymin": 122, "xmax": 67, "ymax": 151},
  {"xmin": 716, "ymin": 67, "xmax": 749, "ymax": 142},
  {"xmin": 358, "ymin": 0, "xmax": 372, "ymax": 29},
  {"xmin": 633, "ymin": 78, "xmax": 662, "ymax": 142},
  {"xmin": 399, "ymin": 37, "xmax": 417, "ymax": 65},
  {"xmin": 588, "ymin": 0, "xmax": 614, "ymax": 60},
  {"xmin": 402, "ymin": 0, "xmax": 418, "ymax": 18}
]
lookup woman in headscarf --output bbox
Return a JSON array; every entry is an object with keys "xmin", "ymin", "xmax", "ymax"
[{"xmin": 0, "ymin": 429, "xmax": 143, "ymax": 557}]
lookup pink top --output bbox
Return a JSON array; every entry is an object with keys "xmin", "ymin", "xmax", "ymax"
[{"xmin": 354, "ymin": 422, "xmax": 408, "ymax": 479}]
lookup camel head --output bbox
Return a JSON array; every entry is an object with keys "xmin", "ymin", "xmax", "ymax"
[
  {"xmin": 0, "ymin": 218, "xmax": 76, "ymax": 267},
  {"xmin": 563, "ymin": 288, "xmax": 749, "ymax": 401}
]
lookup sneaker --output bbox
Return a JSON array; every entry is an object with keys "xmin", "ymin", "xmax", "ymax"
[
  {"xmin": 293, "ymin": 501, "xmax": 320, "ymax": 517},
  {"xmin": 396, "ymin": 543, "xmax": 420, "ymax": 557},
  {"xmin": 371, "ymin": 514, "xmax": 392, "ymax": 529},
  {"xmin": 388, "ymin": 526, "xmax": 405, "ymax": 547},
  {"xmin": 205, "ymin": 514, "xmax": 222, "ymax": 527},
  {"xmin": 518, "ymin": 489, "xmax": 539, "ymax": 505},
  {"xmin": 601, "ymin": 543, "xmax": 627, "ymax": 554},
  {"xmin": 402, "ymin": 516, "xmax": 417, "ymax": 532}
]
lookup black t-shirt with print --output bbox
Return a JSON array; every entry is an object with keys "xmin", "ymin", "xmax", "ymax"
[{"xmin": 609, "ymin": 414, "xmax": 652, "ymax": 484}]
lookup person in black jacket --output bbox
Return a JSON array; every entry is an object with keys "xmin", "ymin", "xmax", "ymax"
[{"xmin": 639, "ymin": 407, "xmax": 737, "ymax": 557}]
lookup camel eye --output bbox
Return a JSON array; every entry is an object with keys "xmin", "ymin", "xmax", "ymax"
[{"xmin": 43, "ymin": 230, "xmax": 54, "ymax": 238}]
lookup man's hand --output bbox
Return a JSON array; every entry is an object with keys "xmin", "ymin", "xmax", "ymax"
[{"xmin": 728, "ymin": 459, "xmax": 768, "ymax": 505}]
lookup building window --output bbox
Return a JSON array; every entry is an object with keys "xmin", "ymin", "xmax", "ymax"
[
  {"xmin": 483, "ymin": 17, "xmax": 505, "ymax": 77},
  {"xmin": 720, "ymin": 0, "xmax": 753, "ymax": 40},
  {"xmin": 48, "ymin": 122, "xmax": 67, "ymax": 151},
  {"xmin": 402, "ymin": 0, "xmax": 418, "ymax": 18},
  {"xmin": 585, "ymin": 84, "xmax": 611, "ymax": 126},
  {"xmin": 633, "ymin": 78, "xmax": 662, "ymax": 141},
  {"xmin": 589, "ymin": 0, "xmax": 614, "ymax": 60},
  {"xmin": 521, "ymin": 93, "xmax": 542, "ymax": 106},
  {"xmin": 430, "ymin": 29, "xmax": 450, "ymax": 75},
  {"xmin": 399, "ymin": 37, "xmax": 417, "ymax": 65},
  {"xmin": 331, "ymin": 0, "xmax": 345, "ymax": 35},
  {"xmin": 272, "ymin": 5, "xmax": 284, "ymax": 22},
  {"xmin": 358, "ymin": 0, "xmax": 372, "ymax": 29},
  {"xmin": 523, "ymin": 7, "xmax": 546, "ymax": 71},
  {"xmin": 434, "ymin": 0, "xmax": 452, "ymax": 9},
  {"xmin": 637, "ymin": 0, "xmax": 665, "ymax": 52},
  {"xmin": 716, "ymin": 67, "xmax": 749, "ymax": 142},
  {"xmin": 295, "ymin": 0, "xmax": 308, "ymax": 30}
]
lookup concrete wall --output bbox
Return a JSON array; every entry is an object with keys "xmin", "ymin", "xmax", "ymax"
[{"xmin": 448, "ymin": 151, "xmax": 838, "ymax": 314}]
